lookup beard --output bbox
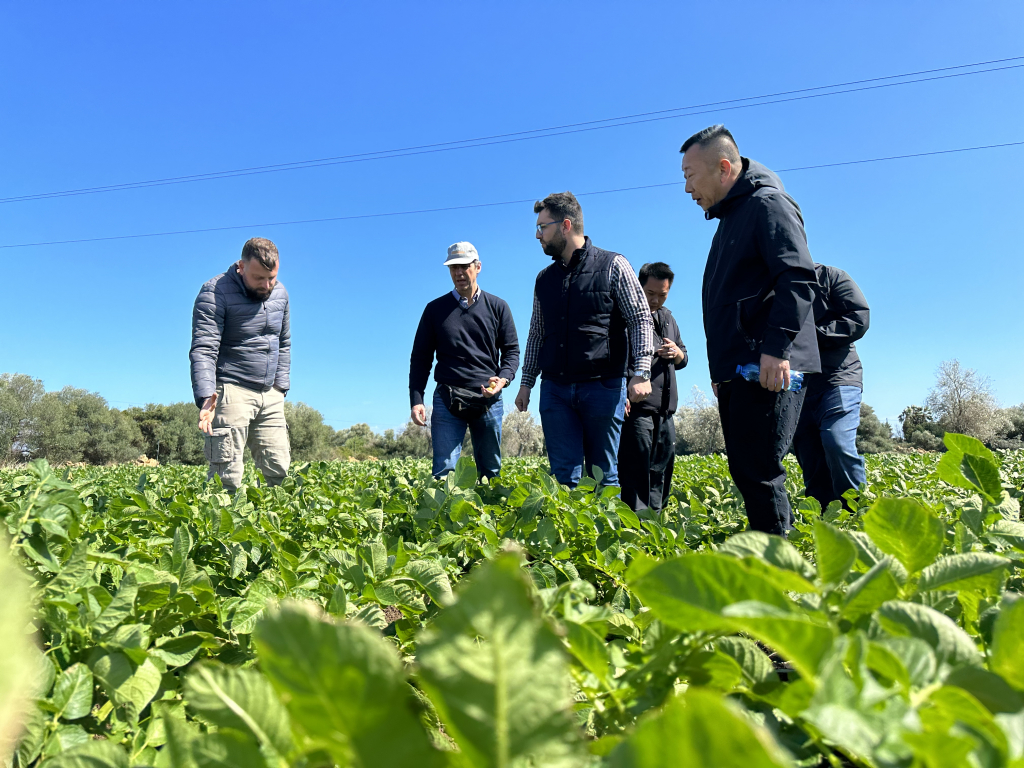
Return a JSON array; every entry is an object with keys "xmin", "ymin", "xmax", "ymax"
[
  {"xmin": 242, "ymin": 282, "xmax": 273, "ymax": 302},
  {"xmin": 541, "ymin": 231, "xmax": 566, "ymax": 260}
]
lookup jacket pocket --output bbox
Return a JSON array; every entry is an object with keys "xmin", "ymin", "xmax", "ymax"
[
  {"xmin": 733, "ymin": 293, "xmax": 769, "ymax": 352},
  {"xmin": 204, "ymin": 429, "xmax": 233, "ymax": 463},
  {"xmin": 574, "ymin": 324, "xmax": 611, "ymax": 364}
]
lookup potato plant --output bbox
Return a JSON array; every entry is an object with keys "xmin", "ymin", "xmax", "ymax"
[{"xmin": 0, "ymin": 434, "xmax": 1022, "ymax": 767}]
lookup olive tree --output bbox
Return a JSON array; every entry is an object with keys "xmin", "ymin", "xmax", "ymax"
[{"xmin": 924, "ymin": 359, "xmax": 998, "ymax": 441}]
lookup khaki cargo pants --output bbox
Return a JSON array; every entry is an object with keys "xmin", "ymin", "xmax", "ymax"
[{"xmin": 205, "ymin": 382, "xmax": 291, "ymax": 492}]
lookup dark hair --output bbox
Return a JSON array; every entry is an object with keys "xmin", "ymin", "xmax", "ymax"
[
  {"xmin": 240, "ymin": 237, "xmax": 279, "ymax": 270},
  {"xmin": 679, "ymin": 124, "xmax": 741, "ymax": 165},
  {"xmin": 639, "ymin": 262, "xmax": 674, "ymax": 286},
  {"xmin": 533, "ymin": 191, "xmax": 584, "ymax": 235}
]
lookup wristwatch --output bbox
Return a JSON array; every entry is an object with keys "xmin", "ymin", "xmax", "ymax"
[{"xmin": 630, "ymin": 369, "xmax": 651, "ymax": 381}]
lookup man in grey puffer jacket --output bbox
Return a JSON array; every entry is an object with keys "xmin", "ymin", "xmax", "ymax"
[{"xmin": 190, "ymin": 237, "xmax": 291, "ymax": 492}]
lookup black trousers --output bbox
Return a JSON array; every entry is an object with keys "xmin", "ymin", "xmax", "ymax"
[
  {"xmin": 618, "ymin": 410, "xmax": 676, "ymax": 512},
  {"xmin": 717, "ymin": 379, "xmax": 805, "ymax": 535}
]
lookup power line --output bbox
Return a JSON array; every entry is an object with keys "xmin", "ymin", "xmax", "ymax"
[
  {"xmin": 3, "ymin": 140, "xmax": 1021, "ymax": 250},
  {"xmin": 3, "ymin": 55, "xmax": 1022, "ymax": 205}
]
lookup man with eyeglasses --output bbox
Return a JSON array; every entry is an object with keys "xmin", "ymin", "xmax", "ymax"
[
  {"xmin": 409, "ymin": 242, "xmax": 520, "ymax": 480},
  {"xmin": 515, "ymin": 191, "xmax": 655, "ymax": 488}
]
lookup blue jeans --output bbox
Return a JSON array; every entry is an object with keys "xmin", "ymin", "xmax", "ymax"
[
  {"xmin": 793, "ymin": 383, "xmax": 866, "ymax": 507},
  {"xmin": 538, "ymin": 377, "xmax": 627, "ymax": 488},
  {"xmin": 431, "ymin": 386, "xmax": 503, "ymax": 479}
]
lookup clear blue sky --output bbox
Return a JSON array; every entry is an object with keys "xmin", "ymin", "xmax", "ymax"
[{"xmin": 2, "ymin": 2, "xmax": 1023, "ymax": 433}]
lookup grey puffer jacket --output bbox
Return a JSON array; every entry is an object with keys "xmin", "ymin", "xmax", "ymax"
[{"xmin": 190, "ymin": 263, "xmax": 290, "ymax": 407}]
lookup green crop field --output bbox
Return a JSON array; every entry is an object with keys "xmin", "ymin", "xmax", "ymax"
[{"xmin": 1, "ymin": 435, "xmax": 1022, "ymax": 767}]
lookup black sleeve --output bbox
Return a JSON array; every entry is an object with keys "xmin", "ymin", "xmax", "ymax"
[
  {"xmin": 818, "ymin": 267, "xmax": 870, "ymax": 348},
  {"xmin": 409, "ymin": 305, "xmax": 437, "ymax": 408},
  {"xmin": 756, "ymin": 194, "xmax": 819, "ymax": 361},
  {"xmin": 668, "ymin": 315, "xmax": 688, "ymax": 370},
  {"xmin": 496, "ymin": 301, "xmax": 520, "ymax": 383}
]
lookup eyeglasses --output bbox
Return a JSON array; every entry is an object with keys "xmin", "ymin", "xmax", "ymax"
[{"xmin": 536, "ymin": 220, "xmax": 564, "ymax": 235}]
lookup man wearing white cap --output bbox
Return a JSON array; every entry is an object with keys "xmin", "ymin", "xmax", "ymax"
[{"xmin": 409, "ymin": 242, "xmax": 520, "ymax": 480}]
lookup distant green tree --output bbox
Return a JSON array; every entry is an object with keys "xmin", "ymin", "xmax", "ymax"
[
  {"xmin": 675, "ymin": 387, "xmax": 725, "ymax": 455},
  {"xmin": 502, "ymin": 410, "xmax": 544, "ymax": 457},
  {"xmin": 334, "ymin": 423, "xmax": 382, "ymax": 458},
  {"xmin": 32, "ymin": 387, "xmax": 143, "ymax": 464},
  {"xmin": 0, "ymin": 374, "xmax": 45, "ymax": 461},
  {"xmin": 284, "ymin": 402, "xmax": 337, "ymax": 462},
  {"xmin": 899, "ymin": 405, "xmax": 944, "ymax": 450},
  {"xmin": 856, "ymin": 404, "xmax": 894, "ymax": 453},
  {"xmin": 379, "ymin": 419, "xmax": 432, "ymax": 459},
  {"xmin": 124, "ymin": 402, "xmax": 205, "ymax": 465},
  {"xmin": 990, "ymin": 404, "xmax": 1024, "ymax": 450}
]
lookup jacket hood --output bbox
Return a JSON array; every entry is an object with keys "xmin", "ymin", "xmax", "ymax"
[{"xmin": 706, "ymin": 158, "xmax": 784, "ymax": 220}]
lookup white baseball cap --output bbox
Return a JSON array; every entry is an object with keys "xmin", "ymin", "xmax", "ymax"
[{"xmin": 443, "ymin": 241, "xmax": 479, "ymax": 266}]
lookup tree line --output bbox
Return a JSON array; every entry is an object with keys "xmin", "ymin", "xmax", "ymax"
[{"xmin": 1, "ymin": 358, "xmax": 1020, "ymax": 466}]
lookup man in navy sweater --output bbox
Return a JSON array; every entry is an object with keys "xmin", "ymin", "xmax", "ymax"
[{"xmin": 409, "ymin": 242, "xmax": 520, "ymax": 480}]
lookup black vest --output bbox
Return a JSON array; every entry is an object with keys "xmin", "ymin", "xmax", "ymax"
[{"xmin": 535, "ymin": 241, "xmax": 628, "ymax": 383}]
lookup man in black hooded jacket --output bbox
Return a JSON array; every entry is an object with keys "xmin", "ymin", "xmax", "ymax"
[{"xmin": 680, "ymin": 125, "xmax": 820, "ymax": 535}]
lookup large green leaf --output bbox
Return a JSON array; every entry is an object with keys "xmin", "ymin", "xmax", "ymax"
[
  {"xmin": 937, "ymin": 433, "xmax": 1002, "ymax": 502},
  {"xmin": 842, "ymin": 558, "xmax": 900, "ymax": 620},
  {"xmin": 565, "ymin": 620, "xmax": 611, "ymax": 685},
  {"xmin": 717, "ymin": 531, "xmax": 816, "ymax": 581},
  {"xmin": 183, "ymin": 664, "xmax": 293, "ymax": 758},
  {"xmin": 918, "ymin": 552, "xmax": 1010, "ymax": 593},
  {"xmin": 51, "ymin": 663, "xmax": 94, "ymax": 721},
  {"xmin": 607, "ymin": 687, "xmax": 791, "ymax": 767},
  {"xmin": 254, "ymin": 601, "xmax": 443, "ymax": 767},
  {"xmin": 89, "ymin": 652, "xmax": 162, "ymax": 723},
  {"xmin": 629, "ymin": 552, "xmax": 833, "ymax": 677},
  {"xmin": 876, "ymin": 601, "xmax": 981, "ymax": 668},
  {"xmin": 404, "ymin": 559, "xmax": 454, "ymax": 607},
  {"xmin": 417, "ymin": 554, "xmax": 581, "ymax": 768},
  {"xmin": 91, "ymin": 573, "xmax": 138, "ymax": 637},
  {"xmin": 38, "ymin": 740, "xmax": 129, "ymax": 767},
  {"xmin": 945, "ymin": 666, "xmax": 1024, "ymax": 714},
  {"xmin": 813, "ymin": 521, "xmax": 857, "ymax": 586},
  {"xmin": 863, "ymin": 498, "xmax": 944, "ymax": 574},
  {"xmin": 715, "ymin": 637, "xmax": 774, "ymax": 685},
  {"xmin": 989, "ymin": 595, "xmax": 1024, "ymax": 691},
  {"xmin": 628, "ymin": 552, "xmax": 793, "ymax": 631}
]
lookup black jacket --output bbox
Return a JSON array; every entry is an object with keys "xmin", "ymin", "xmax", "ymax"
[
  {"xmin": 536, "ymin": 240, "xmax": 628, "ymax": 383},
  {"xmin": 807, "ymin": 264, "xmax": 869, "ymax": 392},
  {"xmin": 702, "ymin": 159, "xmax": 820, "ymax": 383},
  {"xmin": 635, "ymin": 308, "xmax": 687, "ymax": 416}
]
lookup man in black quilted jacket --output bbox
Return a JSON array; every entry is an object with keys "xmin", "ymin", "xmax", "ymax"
[{"xmin": 190, "ymin": 237, "xmax": 291, "ymax": 492}]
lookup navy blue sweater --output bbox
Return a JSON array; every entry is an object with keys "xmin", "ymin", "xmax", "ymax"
[{"xmin": 409, "ymin": 290, "xmax": 520, "ymax": 408}]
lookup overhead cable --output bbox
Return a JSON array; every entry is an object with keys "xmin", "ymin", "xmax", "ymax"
[
  {"xmin": 2, "ymin": 56, "xmax": 1022, "ymax": 205},
  {"xmin": 2, "ymin": 140, "xmax": 1021, "ymax": 250}
]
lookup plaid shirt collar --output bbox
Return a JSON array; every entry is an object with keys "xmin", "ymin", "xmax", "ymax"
[{"xmin": 451, "ymin": 287, "xmax": 481, "ymax": 309}]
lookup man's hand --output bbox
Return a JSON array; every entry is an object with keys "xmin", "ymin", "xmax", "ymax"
[
  {"xmin": 627, "ymin": 376, "xmax": 652, "ymax": 403},
  {"xmin": 515, "ymin": 385, "xmax": 531, "ymax": 412},
  {"xmin": 759, "ymin": 353, "xmax": 791, "ymax": 393},
  {"xmin": 481, "ymin": 377, "xmax": 507, "ymax": 398},
  {"xmin": 411, "ymin": 404, "xmax": 427, "ymax": 427},
  {"xmin": 198, "ymin": 393, "xmax": 218, "ymax": 435},
  {"xmin": 657, "ymin": 339, "xmax": 685, "ymax": 364},
  {"xmin": 711, "ymin": 382, "xmax": 719, "ymax": 398}
]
